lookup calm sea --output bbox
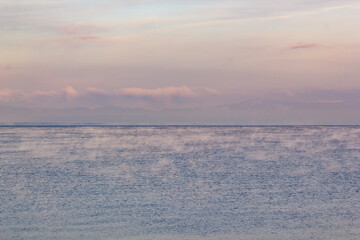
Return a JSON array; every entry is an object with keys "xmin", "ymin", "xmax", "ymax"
[{"xmin": 0, "ymin": 126, "xmax": 359, "ymax": 240}]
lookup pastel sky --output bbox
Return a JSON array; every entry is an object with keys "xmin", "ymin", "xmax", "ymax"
[{"xmin": 1, "ymin": 0, "xmax": 360, "ymax": 122}]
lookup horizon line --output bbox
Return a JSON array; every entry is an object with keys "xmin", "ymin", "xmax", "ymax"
[{"xmin": 0, "ymin": 124, "xmax": 359, "ymax": 128}]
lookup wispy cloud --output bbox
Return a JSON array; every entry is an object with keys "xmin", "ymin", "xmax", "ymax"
[
  {"xmin": 318, "ymin": 100, "xmax": 344, "ymax": 103},
  {"xmin": 0, "ymin": 0, "xmax": 68, "ymax": 29},
  {"xmin": 290, "ymin": 43, "xmax": 319, "ymax": 49},
  {"xmin": 59, "ymin": 35, "xmax": 101, "ymax": 40},
  {"xmin": 167, "ymin": 2, "xmax": 360, "ymax": 30},
  {"xmin": 57, "ymin": 24, "xmax": 101, "ymax": 40}
]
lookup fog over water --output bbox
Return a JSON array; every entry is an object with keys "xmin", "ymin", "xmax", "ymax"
[{"xmin": 0, "ymin": 126, "xmax": 359, "ymax": 239}]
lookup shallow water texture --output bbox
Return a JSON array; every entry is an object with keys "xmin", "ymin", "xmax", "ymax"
[{"xmin": 0, "ymin": 126, "xmax": 359, "ymax": 240}]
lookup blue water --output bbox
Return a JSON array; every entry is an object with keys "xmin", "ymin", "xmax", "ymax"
[{"xmin": 0, "ymin": 126, "xmax": 359, "ymax": 240}]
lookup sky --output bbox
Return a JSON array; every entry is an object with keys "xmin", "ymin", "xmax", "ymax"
[{"xmin": 1, "ymin": 0, "xmax": 360, "ymax": 123}]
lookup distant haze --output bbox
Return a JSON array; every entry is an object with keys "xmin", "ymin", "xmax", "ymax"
[{"xmin": 1, "ymin": 0, "xmax": 360, "ymax": 124}]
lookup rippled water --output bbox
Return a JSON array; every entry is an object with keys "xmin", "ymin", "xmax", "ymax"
[{"xmin": 0, "ymin": 126, "xmax": 359, "ymax": 240}]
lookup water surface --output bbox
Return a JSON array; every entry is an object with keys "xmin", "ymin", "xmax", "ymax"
[{"xmin": 0, "ymin": 126, "xmax": 359, "ymax": 239}]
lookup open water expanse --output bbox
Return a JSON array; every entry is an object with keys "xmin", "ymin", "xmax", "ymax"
[{"xmin": 0, "ymin": 126, "xmax": 359, "ymax": 240}]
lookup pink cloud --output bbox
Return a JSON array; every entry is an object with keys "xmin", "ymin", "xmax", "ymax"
[
  {"xmin": 116, "ymin": 86, "xmax": 197, "ymax": 98},
  {"xmin": 0, "ymin": 87, "xmax": 80, "ymax": 106},
  {"xmin": 62, "ymin": 86, "xmax": 78, "ymax": 101},
  {"xmin": 205, "ymin": 88, "xmax": 219, "ymax": 95},
  {"xmin": 0, "ymin": 89, "xmax": 61, "ymax": 103},
  {"xmin": 0, "ymin": 89, "xmax": 24, "ymax": 102},
  {"xmin": 86, "ymin": 87, "xmax": 107, "ymax": 94},
  {"xmin": 290, "ymin": 43, "xmax": 318, "ymax": 49},
  {"xmin": 32, "ymin": 90, "xmax": 59, "ymax": 97},
  {"xmin": 0, "ymin": 86, "xmax": 200, "ymax": 106},
  {"xmin": 0, "ymin": 86, "xmax": 234, "ymax": 110}
]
